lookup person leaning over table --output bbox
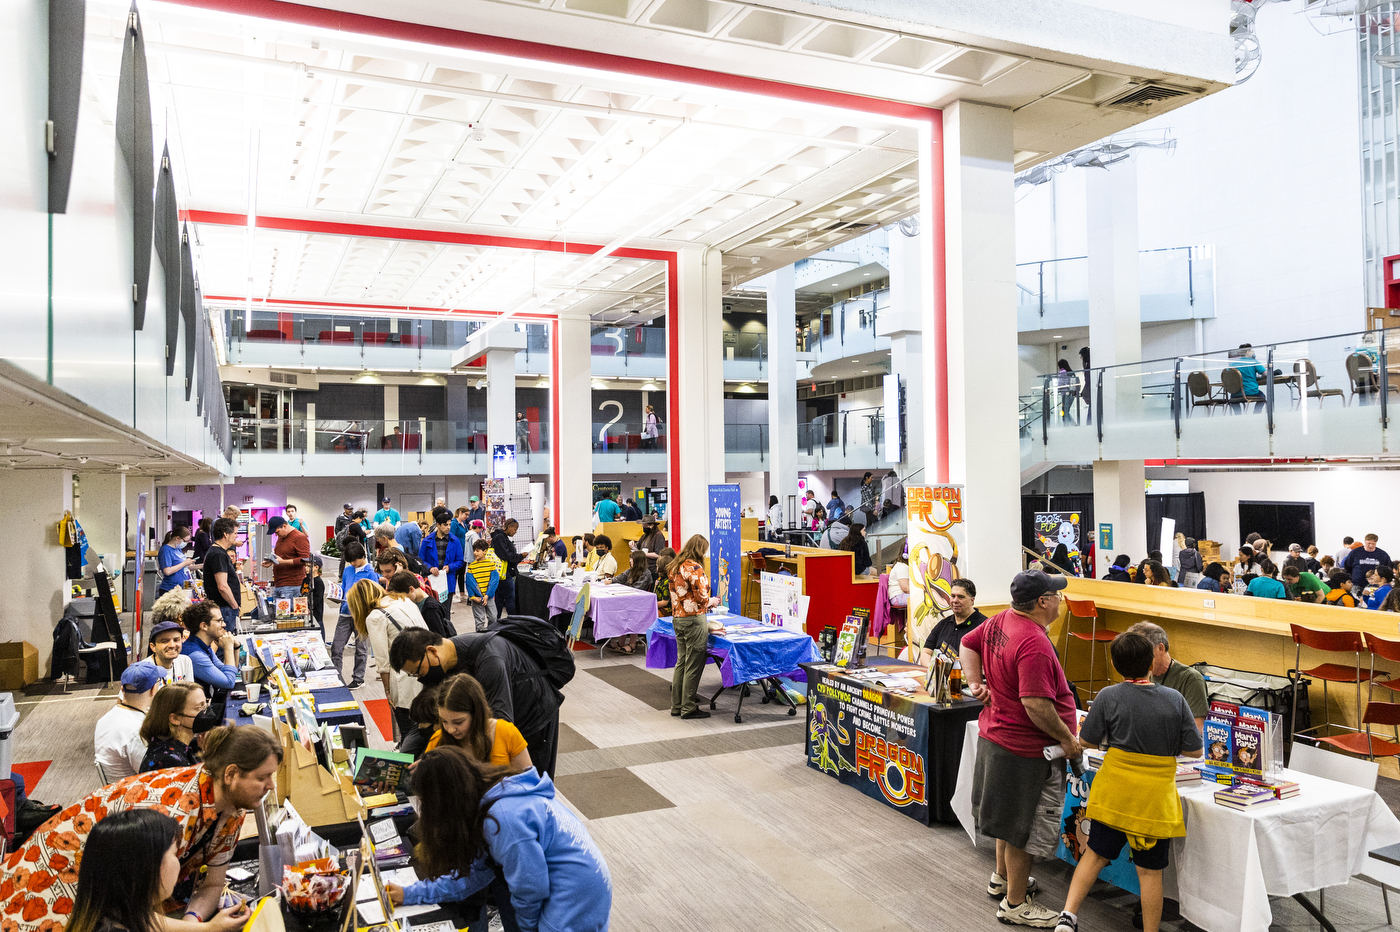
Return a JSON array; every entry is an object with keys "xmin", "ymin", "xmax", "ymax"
[
  {"xmin": 387, "ymin": 570, "xmax": 455, "ymax": 640},
  {"xmin": 139, "ymin": 682, "xmax": 207, "ymax": 773},
  {"xmin": 960, "ymin": 569, "xmax": 1079, "ymax": 929},
  {"xmin": 1124, "ymin": 621, "xmax": 1208, "ymax": 732},
  {"xmin": 0, "ymin": 725, "xmax": 282, "ymax": 932},
  {"xmin": 1281, "ymin": 564, "xmax": 1330, "ymax": 603},
  {"xmin": 1245, "ymin": 560, "xmax": 1287, "ymax": 599},
  {"xmin": 669, "ymin": 534, "xmax": 722, "ymax": 720},
  {"xmin": 179, "ymin": 601, "xmax": 238, "ymax": 693},
  {"xmin": 94, "ymin": 661, "xmax": 164, "ymax": 782},
  {"xmin": 350, "ymin": 577, "xmax": 429, "ymax": 751},
  {"xmin": 919, "ymin": 578, "xmax": 987, "ymax": 662}
]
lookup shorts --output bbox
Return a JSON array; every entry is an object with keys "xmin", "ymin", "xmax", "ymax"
[
  {"xmin": 970, "ymin": 736, "xmax": 1064, "ymax": 856},
  {"xmin": 1087, "ymin": 820, "xmax": 1170, "ymax": 871}
]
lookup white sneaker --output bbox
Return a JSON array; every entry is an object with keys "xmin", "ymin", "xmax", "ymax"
[
  {"xmin": 1054, "ymin": 913, "xmax": 1078, "ymax": 932},
  {"xmin": 987, "ymin": 872, "xmax": 1039, "ymax": 898},
  {"xmin": 997, "ymin": 896, "xmax": 1061, "ymax": 928}
]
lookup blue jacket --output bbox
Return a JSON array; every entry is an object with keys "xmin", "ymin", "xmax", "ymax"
[
  {"xmin": 341, "ymin": 561, "xmax": 379, "ymax": 615},
  {"xmin": 394, "ymin": 522, "xmax": 423, "ymax": 556},
  {"xmin": 449, "ymin": 518, "xmax": 469, "ymax": 546},
  {"xmin": 401, "ymin": 770, "xmax": 612, "ymax": 932},
  {"xmin": 462, "ymin": 560, "xmax": 500, "ymax": 600},
  {"xmin": 1366, "ymin": 583, "xmax": 1394, "ymax": 611},
  {"xmin": 419, "ymin": 534, "xmax": 466, "ymax": 594},
  {"xmin": 181, "ymin": 636, "xmax": 237, "ymax": 690}
]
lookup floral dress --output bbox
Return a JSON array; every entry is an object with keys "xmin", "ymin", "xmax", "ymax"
[
  {"xmin": 670, "ymin": 560, "xmax": 710, "ymax": 617},
  {"xmin": 0, "ymin": 766, "xmax": 243, "ymax": 932}
]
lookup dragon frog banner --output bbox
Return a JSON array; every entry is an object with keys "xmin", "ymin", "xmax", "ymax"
[{"xmin": 900, "ymin": 485, "xmax": 964, "ymax": 661}]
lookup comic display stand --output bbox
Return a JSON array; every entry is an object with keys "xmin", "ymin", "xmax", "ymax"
[{"xmin": 275, "ymin": 717, "xmax": 366, "ymax": 827}]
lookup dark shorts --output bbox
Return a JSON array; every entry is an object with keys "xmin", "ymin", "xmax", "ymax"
[
  {"xmin": 1088, "ymin": 820, "xmax": 1170, "ymax": 871},
  {"xmin": 970, "ymin": 737, "xmax": 1064, "ymax": 855}
]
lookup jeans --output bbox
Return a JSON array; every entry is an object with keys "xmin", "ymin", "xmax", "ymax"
[
  {"xmin": 219, "ymin": 605, "xmax": 240, "ymax": 634},
  {"xmin": 495, "ymin": 576, "xmax": 516, "ymax": 616},
  {"xmin": 671, "ymin": 615, "xmax": 709, "ymax": 715},
  {"xmin": 272, "ymin": 585, "xmax": 301, "ymax": 607},
  {"xmin": 332, "ymin": 611, "xmax": 368, "ymax": 683}
]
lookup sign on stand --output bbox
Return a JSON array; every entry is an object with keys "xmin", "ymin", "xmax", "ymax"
[{"xmin": 759, "ymin": 571, "xmax": 806, "ymax": 633}]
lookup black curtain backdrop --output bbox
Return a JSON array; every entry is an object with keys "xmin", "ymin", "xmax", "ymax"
[
  {"xmin": 1021, "ymin": 494, "xmax": 1095, "ymax": 572},
  {"xmin": 1146, "ymin": 492, "xmax": 1207, "ymax": 552}
]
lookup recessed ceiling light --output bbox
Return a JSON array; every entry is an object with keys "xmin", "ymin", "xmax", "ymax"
[
  {"xmin": 1053, "ymin": 334, "xmax": 1063, "ymax": 338},
  {"xmin": 864, "ymin": 273, "xmax": 872, "ymax": 277},
  {"xmin": 862, "ymin": 370, "xmax": 870, "ymax": 373}
]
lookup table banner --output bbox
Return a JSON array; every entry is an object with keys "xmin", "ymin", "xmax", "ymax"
[
  {"xmin": 805, "ymin": 665, "xmax": 930, "ymax": 824},
  {"xmin": 1056, "ymin": 768, "xmax": 1140, "ymax": 894},
  {"xmin": 708, "ymin": 484, "xmax": 741, "ymax": 611}
]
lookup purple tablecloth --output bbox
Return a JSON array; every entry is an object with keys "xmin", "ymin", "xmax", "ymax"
[
  {"xmin": 646, "ymin": 614, "xmax": 819, "ymax": 687},
  {"xmin": 547, "ymin": 581, "xmax": 659, "ymax": 638}
]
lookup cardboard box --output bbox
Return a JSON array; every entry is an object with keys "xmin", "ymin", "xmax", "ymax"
[{"xmin": 0, "ymin": 642, "xmax": 39, "ymax": 691}]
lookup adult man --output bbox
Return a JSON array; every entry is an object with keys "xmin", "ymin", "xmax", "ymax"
[
  {"xmin": 263, "ymin": 515, "xmax": 310, "ymax": 604},
  {"xmin": 596, "ymin": 490, "xmax": 621, "ymax": 524},
  {"xmin": 960, "ymin": 570, "xmax": 1078, "ymax": 928},
  {"xmin": 467, "ymin": 495, "xmax": 486, "ymax": 524},
  {"xmin": 1336, "ymin": 536, "xmax": 1357, "ymax": 567},
  {"xmin": 827, "ymin": 490, "xmax": 845, "ymax": 521},
  {"xmin": 919, "ymin": 579, "xmax": 987, "ymax": 661},
  {"xmin": 1231, "ymin": 343, "xmax": 1268, "ymax": 403},
  {"xmin": 181, "ymin": 601, "xmax": 239, "ymax": 692},
  {"xmin": 148, "ymin": 617, "xmax": 195, "ymax": 684},
  {"xmin": 374, "ymin": 497, "xmax": 401, "ymax": 527},
  {"xmin": 202, "ymin": 516, "xmax": 243, "ymax": 632},
  {"xmin": 419, "ymin": 511, "xmax": 465, "ymax": 620},
  {"xmin": 1344, "ymin": 533, "xmax": 1392, "ymax": 588},
  {"xmin": 335, "ymin": 502, "xmax": 356, "ymax": 536},
  {"xmin": 94, "ymin": 661, "xmax": 163, "ymax": 780},
  {"xmin": 491, "ymin": 518, "xmax": 526, "ymax": 615},
  {"xmin": 801, "ymin": 490, "xmax": 817, "ymax": 527},
  {"xmin": 337, "ymin": 540, "xmax": 376, "ymax": 688},
  {"xmin": 1281, "ymin": 565, "xmax": 1330, "ymax": 604},
  {"xmin": 1126, "ymin": 621, "xmax": 1208, "ymax": 731},
  {"xmin": 374, "ymin": 522, "xmax": 399, "ymax": 564},
  {"xmin": 3, "ymin": 726, "xmax": 282, "ymax": 932},
  {"xmin": 389, "ymin": 627, "xmax": 561, "ymax": 776},
  {"xmin": 394, "ymin": 514, "xmax": 424, "ymax": 557},
  {"xmin": 592, "ymin": 535, "xmax": 618, "ymax": 577},
  {"xmin": 284, "ymin": 504, "xmax": 308, "ymax": 534}
]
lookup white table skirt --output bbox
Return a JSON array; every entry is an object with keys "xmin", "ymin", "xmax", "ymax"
[{"xmin": 950, "ymin": 721, "xmax": 1400, "ymax": 932}]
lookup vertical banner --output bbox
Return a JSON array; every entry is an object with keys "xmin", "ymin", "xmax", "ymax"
[
  {"xmin": 904, "ymin": 485, "xmax": 964, "ymax": 661},
  {"xmin": 492, "ymin": 443, "xmax": 518, "ymax": 479},
  {"xmin": 708, "ymin": 484, "xmax": 741, "ymax": 613}
]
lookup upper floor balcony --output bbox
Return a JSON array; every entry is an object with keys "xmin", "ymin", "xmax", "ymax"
[
  {"xmin": 725, "ymin": 406, "xmax": 891, "ymax": 473},
  {"xmin": 1020, "ymin": 328, "xmax": 1397, "ymax": 469},
  {"xmin": 1016, "ymin": 245, "xmax": 1216, "ymax": 335}
]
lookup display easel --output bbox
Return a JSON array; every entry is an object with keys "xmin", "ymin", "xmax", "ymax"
[{"xmin": 274, "ymin": 717, "xmax": 366, "ymax": 827}]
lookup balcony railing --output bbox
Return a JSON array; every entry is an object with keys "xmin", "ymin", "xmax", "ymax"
[
  {"xmin": 592, "ymin": 420, "xmax": 667, "ymax": 463},
  {"xmin": 1026, "ymin": 328, "xmax": 1396, "ymax": 462},
  {"xmin": 232, "ymin": 417, "xmax": 551, "ymax": 460},
  {"xmin": 1016, "ymin": 246, "xmax": 1215, "ymax": 331}
]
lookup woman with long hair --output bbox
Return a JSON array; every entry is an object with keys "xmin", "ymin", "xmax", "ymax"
[
  {"xmin": 192, "ymin": 517, "xmax": 213, "ymax": 564},
  {"xmin": 669, "ymin": 534, "xmax": 720, "ymax": 719},
  {"xmin": 67, "ymin": 810, "xmax": 199, "ymax": 932},
  {"xmin": 157, "ymin": 527, "xmax": 195, "ymax": 595},
  {"xmin": 385, "ymin": 747, "xmax": 611, "ymax": 932},
  {"xmin": 1197, "ymin": 562, "xmax": 1230, "ymax": 593},
  {"xmin": 349, "ymin": 577, "xmax": 428, "ymax": 748},
  {"xmin": 139, "ymin": 682, "xmax": 206, "ymax": 772},
  {"xmin": 612, "ymin": 549, "xmax": 654, "ymax": 655},
  {"xmin": 839, "ymin": 522, "xmax": 874, "ymax": 576},
  {"xmin": 416, "ymin": 674, "xmax": 531, "ymax": 770}
]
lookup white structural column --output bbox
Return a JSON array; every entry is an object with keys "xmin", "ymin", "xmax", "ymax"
[
  {"xmin": 0, "ymin": 469, "xmax": 73, "ymax": 674},
  {"xmin": 884, "ymin": 227, "xmax": 924, "ymax": 474},
  {"xmin": 673, "ymin": 246, "xmax": 726, "ymax": 545},
  {"xmin": 555, "ymin": 315, "xmax": 593, "ymax": 533},
  {"xmin": 941, "ymin": 101, "xmax": 1021, "ymax": 593},
  {"xmin": 1087, "ymin": 160, "xmax": 1146, "ymax": 573},
  {"xmin": 766, "ymin": 264, "xmax": 798, "ymax": 526},
  {"xmin": 78, "ymin": 473, "xmax": 124, "ymax": 569},
  {"xmin": 486, "ymin": 349, "xmax": 518, "ymax": 454}
]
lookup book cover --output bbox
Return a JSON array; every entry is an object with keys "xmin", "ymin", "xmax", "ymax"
[
  {"xmin": 276, "ymin": 598, "xmax": 293, "ymax": 617},
  {"xmin": 1232, "ymin": 718, "xmax": 1264, "ymax": 777},
  {"xmin": 1209, "ymin": 700, "xmax": 1240, "ymax": 719},
  {"xmin": 832, "ymin": 616, "xmax": 867, "ymax": 668},
  {"xmin": 1201, "ymin": 717, "xmax": 1234, "ymax": 781},
  {"xmin": 354, "ymin": 748, "xmax": 414, "ymax": 790},
  {"xmin": 1214, "ymin": 784, "xmax": 1278, "ymax": 809},
  {"xmin": 294, "ymin": 596, "xmax": 309, "ymax": 615},
  {"xmin": 1238, "ymin": 705, "xmax": 1269, "ymax": 724}
]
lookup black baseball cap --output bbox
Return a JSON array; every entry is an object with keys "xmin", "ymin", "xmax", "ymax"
[
  {"xmin": 1010, "ymin": 569, "xmax": 1067, "ymax": 603},
  {"xmin": 266, "ymin": 516, "xmax": 288, "ymax": 533}
]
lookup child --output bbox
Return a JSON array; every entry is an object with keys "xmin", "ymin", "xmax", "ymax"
[
  {"xmin": 336, "ymin": 540, "xmax": 376, "ymax": 688},
  {"xmin": 307, "ymin": 558, "xmax": 325, "ymax": 631},
  {"xmin": 1055, "ymin": 632, "xmax": 1202, "ymax": 932},
  {"xmin": 463, "ymin": 539, "xmax": 500, "ymax": 632},
  {"xmin": 1326, "ymin": 572, "xmax": 1358, "ymax": 607}
]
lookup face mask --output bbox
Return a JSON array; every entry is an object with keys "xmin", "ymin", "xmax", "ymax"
[{"xmin": 417, "ymin": 659, "xmax": 446, "ymax": 688}]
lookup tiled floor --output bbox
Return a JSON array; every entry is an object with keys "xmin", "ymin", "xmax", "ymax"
[{"xmin": 11, "ymin": 645, "xmax": 1400, "ymax": 931}]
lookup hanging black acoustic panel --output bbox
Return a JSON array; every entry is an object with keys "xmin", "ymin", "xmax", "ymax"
[
  {"xmin": 48, "ymin": 0, "xmax": 85, "ymax": 213},
  {"xmin": 155, "ymin": 143, "xmax": 179, "ymax": 374},
  {"xmin": 179, "ymin": 224, "xmax": 196, "ymax": 399},
  {"xmin": 185, "ymin": 273, "xmax": 199, "ymax": 401},
  {"xmin": 114, "ymin": 1, "xmax": 152, "ymax": 329}
]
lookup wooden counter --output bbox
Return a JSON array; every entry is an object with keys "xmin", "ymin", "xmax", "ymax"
[{"xmin": 740, "ymin": 538, "xmax": 880, "ymax": 638}]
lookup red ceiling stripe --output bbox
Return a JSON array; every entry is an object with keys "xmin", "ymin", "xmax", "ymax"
[{"xmin": 202, "ymin": 294, "xmax": 558, "ymax": 320}]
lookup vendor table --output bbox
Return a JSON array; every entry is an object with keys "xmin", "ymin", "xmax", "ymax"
[
  {"xmin": 647, "ymin": 614, "xmax": 819, "ymax": 721},
  {"xmin": 950, "ymin": 721, "xmax": 1400, "ymax": 932},
  {"xmin": 231, "ymin": 683, "xmax": 365, "ymax": 730},
  {"xmin": 800, "ymin": 658, "xmax": 981, "ymax": 825},
  {"xmin": 550, "ymin": 580, "xmax": 658, "ymax": 640},
  {"xmin": 515, "ymin": 574, "xmax": 558, "ymax": 622}
]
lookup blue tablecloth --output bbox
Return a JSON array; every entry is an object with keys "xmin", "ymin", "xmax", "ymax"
[
  {"xmin": 231, "ymin": 684, "xmax": 366, "ymax": 729},
  {"xmin": 646, "ymin": 614, "xmax": 819, "ymax": 686}
]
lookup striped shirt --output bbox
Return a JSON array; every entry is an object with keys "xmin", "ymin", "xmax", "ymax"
[{"xmin": 468, "ymin": 557, "xmax": 496, "ymax": 594}]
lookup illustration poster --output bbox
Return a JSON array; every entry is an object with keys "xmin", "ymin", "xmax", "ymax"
[
  {"xmin": 1034, "ymin": 511, "xmax": 1084, "ymax": 576},
  {"xmin": 904, "ymin": 485, "xmax": 964, "ymax": 661},
  {"xmin": 1056, "ymin": 768, "xmax": 1141, "ymax": 894},
  {"xmin": 806, "ymin": 666, "xmax": 930, "ymax": 824},
  {"xmin": 492, "ymin": 443, "xmax": 518, "ymax": 479},
  {"xmin": 760, "ymin": 571, "xmax": 804, "ymax": 633},
  {"xmin": 707, "ymin": 484, "xmax": 741, "ymax": 613}
]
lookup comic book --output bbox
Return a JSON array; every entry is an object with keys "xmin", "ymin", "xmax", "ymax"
[
  {"xmin": 832, "ymin": 616, "xmax": 867, "ymax": 669},
  {"xmin": 1201, "ymin": 716, "xmax": 1234, "ymax": 782},
  {"xmin": 1232, "ymin": 717, "xmax": 1264, "ymax": 777}
]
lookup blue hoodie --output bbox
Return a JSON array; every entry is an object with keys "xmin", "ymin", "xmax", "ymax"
[{"xmin": 400, "ymin": 770, "xmax": 612, "ymax": 932}]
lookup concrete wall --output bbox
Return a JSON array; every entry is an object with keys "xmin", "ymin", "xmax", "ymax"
[{"xmin": 0, "ymin": 470, "xmax": 74, "ymax": 677}]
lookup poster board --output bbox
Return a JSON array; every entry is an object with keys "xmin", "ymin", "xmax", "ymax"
[
  {"xmin": 759, "ymin": 571, "xmax": 804, "ymax": 632},
  {"xmin": 492, "ymin": 443, "xmax": 518, "ymax": 479},
  {"xmin": 1033, "ymin": 511, "xmax": 1084, "ymax": 576},
  {"xmin": 707, "ymin": 484, "xmax": 741, "ymax": 612},
  {"xmin": 904, "ymin": 485, "xmax": 964, "ymax": 661}
]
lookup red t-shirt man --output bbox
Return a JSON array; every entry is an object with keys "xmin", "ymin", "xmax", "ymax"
[
  {"xmin": 962, "ymin": 607, "xmax": 1077, "ymax": 757},
  {"xmin": 267, "ymin": 516, "xmax": 311, "ymax": 589}
]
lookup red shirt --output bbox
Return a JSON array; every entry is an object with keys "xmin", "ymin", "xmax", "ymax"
[
  {"xmin": 961, "ymin": 609, "xmax": 1077, "ymax": 758},
  {"xmin": 272, "ymin": 528, "xmax": 311, "ymax": 587}
]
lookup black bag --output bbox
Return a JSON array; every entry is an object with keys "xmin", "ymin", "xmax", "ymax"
[
  {"xmin": 487, "ymin": 615, "xmax": 575, "ymax": 692},
  {"xmin": 14, "ymin": 798, "xmax": 62, "ymax": 848}
]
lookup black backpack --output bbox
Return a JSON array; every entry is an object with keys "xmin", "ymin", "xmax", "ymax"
[{"xmin": 485, "ymin": 615, "xmax": 575, "ymax": 694}]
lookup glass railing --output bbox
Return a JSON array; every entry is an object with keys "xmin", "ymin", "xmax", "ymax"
[
  {"xmin": 1029, "ymin": 329, "xmax": 1395, "ymax": 459},
  {"xmin": 232, "ymin": 418, "xmax": 552, "ymax": 459},
  {"xmin": 1016, "ymin": 246, "xmax": 1215, "ymax": 325},
  {"xmin": 802, "ymin": 289, "xmax": 889, "ymax": 357},
  {"xmin": 592, "ymin": 421, "xmax": 667, "ymax": 457},
  {"xmin": 590, "ymin": 325, "xmax": 666, "ymax": 359},
  {"xmin": 725, "ymin": 423, "xmax": 769, "ymax": 458}
]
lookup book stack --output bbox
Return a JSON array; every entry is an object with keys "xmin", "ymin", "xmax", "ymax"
[
  {"xmin": 1214, "ymin": 783, "xmax": 1279, "ymax": 810},
  {"xmin": 1238, "ymin": 776, "xmax": 1300, "ymax": 800},
  {"xmin": 1175, "ymin": 760, "xmax": 1202, "ymax": 785}
]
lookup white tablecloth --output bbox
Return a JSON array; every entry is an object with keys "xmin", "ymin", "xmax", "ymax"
[{"xmin": 950, "ymin": 721, "xmax": 1400, "ymax": 932}]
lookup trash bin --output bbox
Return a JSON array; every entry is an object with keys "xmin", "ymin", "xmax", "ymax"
[{"xmin": 0, "ymin": 692, "xmax": 19, "ymax": 780}]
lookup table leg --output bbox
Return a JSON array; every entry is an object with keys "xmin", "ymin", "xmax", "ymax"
[{"xmin": 1291, "ymin": 892, "xmax": 1336, "ymax": 932}]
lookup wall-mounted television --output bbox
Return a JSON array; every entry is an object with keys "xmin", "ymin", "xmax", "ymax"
[{"xmin": 1237, "ymin": 501, "xmax": 1315, "ymax": 550}]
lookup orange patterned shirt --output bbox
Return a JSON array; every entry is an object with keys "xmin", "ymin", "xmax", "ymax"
[
  {"xmin": 0, "ymin": 766, "xmax": 244, "ymax": 932},
  {"xmin": 669, "ymin": 560, "xmax": 710, "ymax": 617}
]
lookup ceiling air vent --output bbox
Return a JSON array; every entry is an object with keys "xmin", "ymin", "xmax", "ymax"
[
  {"xmin": 268, "ymin": 371, "xmax": 299, "ymax": 385},
  {"xmin": 1104, "ymin": 83, "xmax": 1191, "ymax": 110}
]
